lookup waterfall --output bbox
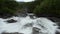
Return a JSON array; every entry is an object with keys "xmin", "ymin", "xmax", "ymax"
[{"xmin": 0, "ymin": 15, "xmax": 59, "ymax": 34}]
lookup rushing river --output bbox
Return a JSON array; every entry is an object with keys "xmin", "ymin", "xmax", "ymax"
[{"xmin": 0, "ymin": 14, "xmax": 59, "ymax": 34}]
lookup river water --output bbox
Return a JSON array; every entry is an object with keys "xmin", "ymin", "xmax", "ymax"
[{"xmin": 0, "ymin": 14, "xmax": 59, "ymax": 34}]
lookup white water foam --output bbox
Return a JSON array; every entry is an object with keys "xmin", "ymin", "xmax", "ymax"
[{"xmin": 0, "ymin": 16, "xmax": 58, "ymax": 34}]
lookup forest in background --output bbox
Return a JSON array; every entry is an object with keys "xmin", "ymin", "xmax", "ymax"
[{"xmin": 0, "ymin": 0, "xmax": 60, "ymax": 18}]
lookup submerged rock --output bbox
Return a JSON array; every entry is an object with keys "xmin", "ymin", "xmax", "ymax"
[
  {"xmin": 23, "ymin": 23, "xmax": 33, "ymax": 28},
  {"xmin": 6, "ymin": 19, "xmax": 17, "ymax": 23}
]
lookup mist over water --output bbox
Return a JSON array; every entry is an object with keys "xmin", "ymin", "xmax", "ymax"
[{"xmin": 0, "ymin": 14, "xmax": 59, "ymax": 34}]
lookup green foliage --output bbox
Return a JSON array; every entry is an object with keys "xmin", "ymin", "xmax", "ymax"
[
  {"xmin": 0, "ymin": 0, "xmax": 19, "ymax": 16},
  {"xmin": 33, "ymin": 0, "xmax": 60, "ymax": 17},
  {"xmin": 26, "ymin": 0, "xmax": 43, "ymax": 13}
]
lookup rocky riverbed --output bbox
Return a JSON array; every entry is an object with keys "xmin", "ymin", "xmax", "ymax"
[{"xmin": 0, "ymin": 13, "xmax": 60, "ymax": 34}]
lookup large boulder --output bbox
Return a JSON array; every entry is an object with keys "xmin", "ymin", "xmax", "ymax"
[{"xmin": 6, "ymin": 19, "xmax": 17, "ymax": 23}]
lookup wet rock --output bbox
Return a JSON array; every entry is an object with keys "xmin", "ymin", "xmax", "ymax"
[
  {"xmin": 27, "ymin": 13, "xmax": 36, "ymax": 19},
  {"xmin": 29, "ymin": 15, "xmax": 35, "ymax": 19},
  {"xmin": 6, "ymin": 19, "xmax": 17, "ymax": 23},
  {"xmin": 32, "ymin": 27, "xmax": 41, "ymax": 34},
  {"xmin": 45, "ymin": 17, "xmax": 60, "ymax": 26},
  {"xmin": 53, "ymin": 24, "xmax": 57, "ymax": 26},
  {"xmin": 56, "ymin": 31, "xmax": 60, "ymax": 34},
  {"xmin": 2, "ymin": 32, "xmax": 23, "ymax": 34},
  {"xmin": 47, "ymin": 17, "xmax": 60, "ymax": 22},
  {"xmin": 57, "ymin": 22, "xmax": 60, "ymax": 26},
  {"xmin": 58, "ymin": 26, "xmax": 60, "ymax": 29},
  {"xmin": 19, "ymin": 13, "xmax": 27, "ymax": 17},
  {"xmin": 23, "ymin": 23, "xmax": 33, "ymax": 28}
]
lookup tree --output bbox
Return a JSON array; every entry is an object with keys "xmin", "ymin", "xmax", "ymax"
[
  {"xmin": 0, "ymin": 0, "xmax": 19, "ymax": 18},
  {"xmin": 26, "ymin": 0, "xmax": 44, "ymax": 13},
  {"xmin": 33, "ymin": 0, "xmax": 60, "ymax": 17}
]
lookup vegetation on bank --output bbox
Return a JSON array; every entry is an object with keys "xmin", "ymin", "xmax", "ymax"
[
  {"xmin": 19, "ymin": 0, "xmax": 60, "ymax": 17},
  {"xmin": 0, "ymin": 0, "xmax": 60, "ymax": 18},
  {"xmin": 33, "ymin": 0, "xmax": 60, "ymax": 17},
  {"xmin": 0, "ymin": 0, "xmax": 19, "ymax": 18}
]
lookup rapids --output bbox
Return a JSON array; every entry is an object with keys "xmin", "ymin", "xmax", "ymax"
[{"xmin": 0, "ymin": 14, "xmax": 59, "ymax": 34}]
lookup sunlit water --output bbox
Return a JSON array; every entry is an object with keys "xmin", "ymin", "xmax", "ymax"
[{"xmin": 0, "ymin": 15, "xmax": 59, "ymax": 34}]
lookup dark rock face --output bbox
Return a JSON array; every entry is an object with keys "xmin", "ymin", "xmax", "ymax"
[
  {"xmin": 1, "ymin": 32, "xmax": 23, "ymax": 34},
  {"xmin": 6, "ymin": 19, "xmax": 17, "ymax": 23}
]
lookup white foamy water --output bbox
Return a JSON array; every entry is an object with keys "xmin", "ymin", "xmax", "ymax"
[{"xmin": 0, "ymin": 15, "xmax": 59, "ymax": 34}]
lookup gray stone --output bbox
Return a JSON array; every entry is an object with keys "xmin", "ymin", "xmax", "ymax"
[
  {"xmin": 32, "ymin": 27, "xmax": 41, "ymax": 34},
  {"xmin": 6, "ymin": 19, "xmax": 17, "ymax": 23}
]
